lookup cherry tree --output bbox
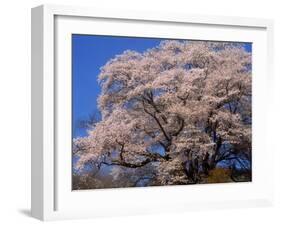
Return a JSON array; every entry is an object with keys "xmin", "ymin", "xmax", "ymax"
[{"xmin": 73, "ymin": 40, "xmax": 252, "ymax": 187}]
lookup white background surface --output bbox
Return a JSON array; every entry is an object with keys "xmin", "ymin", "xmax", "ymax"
[{"xmin": 0, "ymin": 0, "xmax": 280, "ymax": 225}]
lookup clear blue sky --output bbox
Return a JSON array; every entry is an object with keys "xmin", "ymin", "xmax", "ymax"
[{"xmin": 72, "ymin": 34, "xmax": 252, "ymax": 138}]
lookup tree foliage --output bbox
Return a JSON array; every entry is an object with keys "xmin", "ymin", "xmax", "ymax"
[{"xmin": 73, "ymin": 40, "xmax": 252, "ymax": 188}]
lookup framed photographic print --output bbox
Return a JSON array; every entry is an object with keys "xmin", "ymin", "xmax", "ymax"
[{"xmin": 31, "ymin": 4, "xmax": 274, "ymax": 221}]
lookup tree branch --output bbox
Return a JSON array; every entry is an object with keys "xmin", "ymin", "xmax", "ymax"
[
  {"xmin": 171, "ymin": 116, "xmax": 185, "ymax": 137},
  {"xmin": 101, "ymin": 158, "xmax": 152, "ymax": 168},
  {"xmin": 142, "ymin": 100, "xmax": 171, "ymax": 142}
]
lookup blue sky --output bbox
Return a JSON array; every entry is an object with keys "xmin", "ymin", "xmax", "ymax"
[
  {"xmin": 72, "ymin": 35, "xmax": 163, "ymax": 137},
  {"xmin": 72, "ymin": 34, "xmax": 252, "ymax": 138}
]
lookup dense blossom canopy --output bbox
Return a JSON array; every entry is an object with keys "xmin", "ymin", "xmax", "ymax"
[{"xmin": 73, "ymin": 40, "xmax": 252, "ymax": 186}]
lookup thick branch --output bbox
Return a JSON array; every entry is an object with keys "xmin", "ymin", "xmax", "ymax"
[
  {"xmin": 101, "ymin": 158, "xmax": 152, "ymax": 168},
  {"xmin": 115, "ymin": 139, "xmax": 125, "ymax": 161},
  {"xmin": 171, "ymin": 116, "xmax": 185, "ymax": 137},
  {"xmin": 142, "ymin": 100, "xmax": 171, "ymax": 142}
]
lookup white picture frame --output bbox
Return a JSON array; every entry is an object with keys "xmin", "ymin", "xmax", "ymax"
[{"xmin": 31, "ymin": 4, "xmax": 274, "ymax": 221}]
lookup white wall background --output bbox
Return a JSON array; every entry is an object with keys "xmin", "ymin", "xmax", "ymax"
[{"xmin": 0, "ymin": 0, "xmax": 280, "ymax": 225}]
